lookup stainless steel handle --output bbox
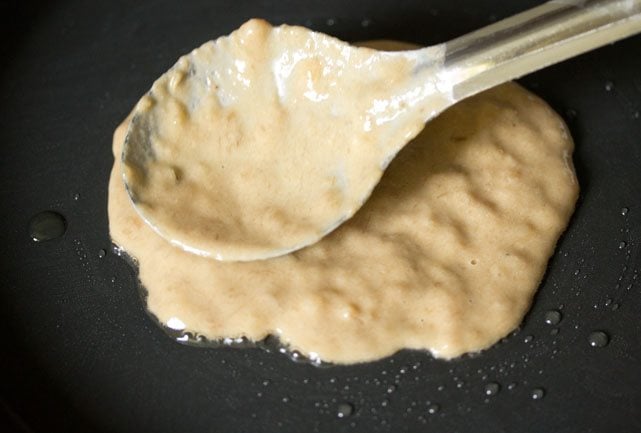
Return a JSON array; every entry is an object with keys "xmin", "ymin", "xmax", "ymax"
[{"xmin": 440, "ymin": 0, "xmax": 641, "ymax": 100}]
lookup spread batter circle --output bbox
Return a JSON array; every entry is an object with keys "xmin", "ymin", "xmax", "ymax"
[{"xmin": 109, "ymin": 39, "xmax": 578, "ymax": 364}]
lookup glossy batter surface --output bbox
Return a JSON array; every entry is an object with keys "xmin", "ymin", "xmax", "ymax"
[
  {"xmin": 122, "ymin": 20, "xmax": 447, "ymax": 260},
  {"xmin": 110, "ymin": 42, "xmax": 578, "ymax": 364}
]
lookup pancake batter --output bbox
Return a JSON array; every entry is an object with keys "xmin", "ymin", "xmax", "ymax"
[
  {"xmin": 121, "ymin": 19, "xmax": 448, "ymax": 261},
  {"xmin": 109, "ymin": 41, "xmax": 578, "ymax": 364}
]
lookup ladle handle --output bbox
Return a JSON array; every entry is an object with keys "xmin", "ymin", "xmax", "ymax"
[{"xmin": 443, "ymin": 0, "xmax": 641, "ymax": 100}]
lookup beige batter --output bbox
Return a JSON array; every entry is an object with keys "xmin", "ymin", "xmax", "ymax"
[
  {"xmin": 110, "ymin": 37, "xmax": 578, "ymax": 363},
  {"xmin": 122, "ymin": 19, "xmax": 448, "ymax": 261}
]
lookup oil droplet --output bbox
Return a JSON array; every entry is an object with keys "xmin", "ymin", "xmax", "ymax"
[
  {"xmin": 619, "ymin": 241, "xmax": 627, "ymax": 250},
  {"xmin": 73, "ymin": 193, "xmax": 80, "ymax": 201},
  {"xmin": 427, "ymin": 403, "xmax": 440, "ymax": 414},
  {"xmin": 98, "ymin": 249, "xmax": 107, "ymax": 258},
  {"xmin": 621, "ymin": 207, "xmax": 629, "ymax": 216},
  {"xmin": 484, "ymin": 382, "xmax": 500, "ymax": 396},
  {"xmin": 282, "ymin": 396, "xmax": 290, "ymax": 403},
  {"xmin": 337, "ymin": 402, "xmax": 354, "ymax": 418},
  {"xmin": 588, "ymin": 331, "xmax": 609, "ymax": 347},
  {"xmin": 524, "ymin": 335, "xmax": 534, "ymax": 343},
  {"xmin": 507, "ymin": 382, "xmax": 517, "ymax": 391},
  {"xmin": 29, "ymin": 211, "xmax": 67, "ymax": 242},
  {"xmin": 326, "ymin": 18, "xmax": 335, "ymax": 26},
  {"xmin": 604, "ymin": 81, "xmax": 614, "ymax": 91},
  {"xmin": 531, "ymin": 388, "xmax": 545, "ymax": 400},
  {"xmin": 544, "ymin": 310, "xmax": 562, "ymax": 326},
  {"xmin": 387, "ymin": 384, "xmax": 397, "ymax": 394}
]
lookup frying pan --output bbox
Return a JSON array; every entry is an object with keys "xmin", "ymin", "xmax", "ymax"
[{"xmin": 1, "ymin": 0, "xmax": 640, "ymax": 432}]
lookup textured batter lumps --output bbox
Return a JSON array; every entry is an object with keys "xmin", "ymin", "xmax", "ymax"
[
  {"xmin": 121, "ymin": 19, "xmax": 448, "ymax": 261},
  {"xmin": 109, "ymin": 52, "xmax": 578, "ymax": 363}
]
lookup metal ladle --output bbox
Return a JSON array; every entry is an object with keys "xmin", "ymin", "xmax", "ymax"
[{"xmin": 122, "ymin": 0, "xmax": 641, "ymax": 261}]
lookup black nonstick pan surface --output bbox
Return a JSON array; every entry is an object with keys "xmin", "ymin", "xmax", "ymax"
[{"xmin": 1, "ymin": 0, "xmax": 640, "ymax": 432}]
